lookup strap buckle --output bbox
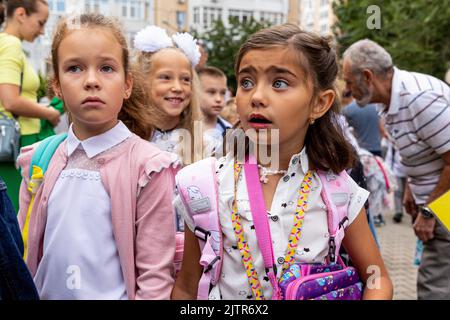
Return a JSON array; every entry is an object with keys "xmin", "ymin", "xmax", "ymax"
[
  {"xmin": 204, "ymin": 256, "xmax": 221, "ymax": 273},
  {"xmin": 328, "ymin": 236, "xmax": 336, "ymax": 263},
  {"xmin": 194, "ymin": 226, "xmax": 211, "ymax": 242},
  {"xmin": 265, "ymin": 263, "xmax": 278, "ymax": 276},
  {"xmin": 339, "ymin": 217, "xmax": 349, "ymax": 229}
]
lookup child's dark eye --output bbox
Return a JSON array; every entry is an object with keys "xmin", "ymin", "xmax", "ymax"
[
  {"xmin": 273, "ymin": 80, "xmax": 288, "ymax": 89},
  {"xmin": 68, "ymin": 66, "xmax": 82, "ymax": 73},
  {"xmin": 159, "ymin": 74, "xmax": 171, "ymax": 80},
  {"xmin": 182, "ymin": 76, "xmax": 192, "ymax": 83},
  {"xmin": 101, "ymin": 66, "xmax": 114, "ymax": 73},
  {"xmin": 240, "ymin": 79, "xmax": 254, "ymax": 89}
]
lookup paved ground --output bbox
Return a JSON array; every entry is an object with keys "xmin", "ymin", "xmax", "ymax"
[{"xmin": 376, "ymin": 209, "xmax": 419, "ymax": 300}]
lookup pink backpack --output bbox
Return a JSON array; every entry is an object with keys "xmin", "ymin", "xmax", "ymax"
[{"xmin": 174, "ymin": 157, "xmax": 362, "ymax": 300}]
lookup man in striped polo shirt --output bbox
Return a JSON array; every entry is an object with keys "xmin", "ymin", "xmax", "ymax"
[{"xmin": 342, "ymin": 39, "xmax": 450, "ymax": 300}]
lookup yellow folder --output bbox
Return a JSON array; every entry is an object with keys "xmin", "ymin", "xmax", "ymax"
[{"xmin": 429, "ymin": 190, "xmax": 450, "ymax": 232}]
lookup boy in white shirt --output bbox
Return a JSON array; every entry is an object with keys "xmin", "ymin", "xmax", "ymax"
[{"xmin": 198, "ymin": 67, "xmax": 231, "ymax": 156}]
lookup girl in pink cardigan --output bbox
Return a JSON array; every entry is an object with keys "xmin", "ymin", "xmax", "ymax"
[{"xmin": 17, "ymin": 13, "xmax": 178, "ymax": 300}]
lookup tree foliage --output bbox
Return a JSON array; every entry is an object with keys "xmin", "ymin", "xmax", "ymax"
[
  {"xmin": 193, "ymin": 17, "xmax": 271, "ymax": 94},
  {"xmin": 333, "ymin": 0, "xmax": 450, "ymax": 80}
]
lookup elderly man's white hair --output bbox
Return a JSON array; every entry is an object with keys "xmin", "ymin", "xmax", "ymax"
[{"xmin": 343, "ymin": 39, "xmax": 393, "ymax": 77}]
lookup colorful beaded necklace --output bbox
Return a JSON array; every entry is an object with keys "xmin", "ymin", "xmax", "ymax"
[{"xmin": 231, "ymin": 162, "xmax": 314, "ymax": 300}]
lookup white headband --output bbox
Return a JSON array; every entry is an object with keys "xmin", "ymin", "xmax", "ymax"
[{"xmin": 134, "ymin": 25, "xmax": 201, "ymax": 67}]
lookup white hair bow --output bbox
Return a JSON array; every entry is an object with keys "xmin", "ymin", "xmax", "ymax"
[{"xmin": 134, "ymin": 25, "xmax": 201, "ymax": 67}]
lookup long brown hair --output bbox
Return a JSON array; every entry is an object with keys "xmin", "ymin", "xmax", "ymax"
[
  {"xmin": 50, "ymin": 13, "xmax": 154, "ymax": 140},
  {"xmin": 234, "ymin": 24, "xmax": 355, "ymax": 173},
  {"xmin": 0, "ymin": 0, "xmax": 47, "ymax": 25}
]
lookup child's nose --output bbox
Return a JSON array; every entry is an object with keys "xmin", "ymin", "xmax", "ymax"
[
  {"xmin": 84, "ymin": 71, "xmax": 101, "ymax": 89},
  {"xmin": 251, "ymin": 85, "xmax": 268, "ymax": 108},
  {"xmin": 171, "ymin": 79, "xmax": 183, "ymax": 92}
]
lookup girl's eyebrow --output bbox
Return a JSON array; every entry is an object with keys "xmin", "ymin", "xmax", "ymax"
[
  {"xmin": 267, "ymin": 66, "xmax": 298, "ymax": 78},
  {"xmin": 238, "ymin": 65, "xmax": 298, "ymax": 78},
  {"xmin": 238, "ymin": 66, "xmax": 256, "ymax": 75},
  {"xmin": 61, "ymin": 56, "xmax": 120, "ymax": 65}
]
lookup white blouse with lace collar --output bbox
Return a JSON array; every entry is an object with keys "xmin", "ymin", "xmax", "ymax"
[{"xmin": 34, "ymin": 122, "xmax": 132, "ymax": 300}]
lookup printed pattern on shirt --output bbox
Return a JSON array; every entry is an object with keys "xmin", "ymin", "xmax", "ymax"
[{"xmin": 176, "ymin": 149, "xmax": 369, "ymax": 300}]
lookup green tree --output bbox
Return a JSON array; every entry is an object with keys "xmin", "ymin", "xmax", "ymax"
[
  {"xmin": 333, "ymin": 0, "xmax": 450, "ymax": 80},
  {"xmin": 193, "ymin": 17, "xmax": 271, "ymax": 94}
]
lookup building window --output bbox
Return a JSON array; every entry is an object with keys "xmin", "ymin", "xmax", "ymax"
[
  {"xmin": 203, "ymin": 7, "xmax": 209, "ymax": 27},
  {"xmin": 122, "ymin": 1, "xmax": 127, "ymax": 17},
  {"xmin": 176, "ymin": 11, "xmax": 186, "ymax": 30},
  {"xmin": 84, "ymin": 0, "xmax": 109, "ymax": 14},
  {"xmin": 242, "ymin": 11, "xmax": 252, "ymax": 24},
  {"xmin": 200, "ymin": 7, "xmax": 221, "ymax": 28},
  {"xmin": 117, "ymin": 0, "xmax": 141, "ymax": 19},
  {"xmin": 56, "ymin": 0, "xmax": 65, "ymax": 12},
  {"xmin": 229, "ymin": 9, "xmax": 240, "ymax": 22},
  {"xmin": 131, "ymin": 1, "xmax": 141, "ymax": 19},
  {"xmin": 194, "ymin": 7, "xmax": 200, "ymax": 24},
  {"xmin": 210, "ymin": 8, "xmax": 215, "ymax": 25}
]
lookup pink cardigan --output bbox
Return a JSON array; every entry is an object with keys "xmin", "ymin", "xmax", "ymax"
[{"xmin": 17, "ymin": 134, "xmax": 180, "ymax": 300}]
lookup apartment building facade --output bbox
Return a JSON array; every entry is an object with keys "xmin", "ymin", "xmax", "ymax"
[
  {"xmin": 26, "ymin": 0, "xmax": 336, "ymax": 73},
  {"xmin": 298, "ymin": 0, "xmax": 335, "ymax": 35},
  {"xmin": 189, "ymin": 0, "xmax": 290, "ymax": 33},
  {"xmin": 27, "ymin": 0, "xmax": 154, "ymax": 73}
]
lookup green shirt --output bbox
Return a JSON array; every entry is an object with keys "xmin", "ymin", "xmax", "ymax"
[{"xmin": 0, "ymin": 33, "xmax": 40, "ymax": 135}]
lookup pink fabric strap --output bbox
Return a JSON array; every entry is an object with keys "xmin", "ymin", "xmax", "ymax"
[
  {"xmin": 244, "ymin": 157, "xmax": 281, "ymax": 300},
  {"xmin": 317, "ymin": 170, "xmax": 350, "ymax": 263}
]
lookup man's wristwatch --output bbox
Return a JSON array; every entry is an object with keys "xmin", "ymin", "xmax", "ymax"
[{"xmin": 419, "ymin": 205, "xmax": 434, "ymax": 219}]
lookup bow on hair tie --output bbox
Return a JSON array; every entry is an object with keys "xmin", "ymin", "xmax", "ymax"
[{"xmin": 134, "ymin": 25, "xmax": 201, "ymax": 67}]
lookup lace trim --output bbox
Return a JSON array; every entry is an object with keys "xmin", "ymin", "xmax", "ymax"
[{"xmin": 60, "ymin": 169, "xmax": 101, "ymax": 181}]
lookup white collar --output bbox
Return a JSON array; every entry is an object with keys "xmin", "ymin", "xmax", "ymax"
[
  {"xmin": 287, "ymin": 147, "xmax": 309, "ymax": 174},
  {"xmin": 387, "ymin": 67, "xmax": 406, "ymax": 115},
  {"xmin": 67, "ymin": 121, "xmax": 132, "ymax": 158}
]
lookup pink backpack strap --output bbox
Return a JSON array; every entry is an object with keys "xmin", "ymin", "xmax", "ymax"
[
  {"xmin": 317, "ymin": 170, "xmax": 351, "ymax": 263},
  {"xmin": 175, "ymin": 157, "xmax": 222, "ymax": 300},
  {"xmin": 244, "ymin": 157, "xmax": 281, "ymax": 300}
]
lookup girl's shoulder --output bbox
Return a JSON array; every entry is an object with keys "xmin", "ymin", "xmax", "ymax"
[
  {"xmin": 128, "ymin": 134, "xmax": 180, "ymax": 175},
  {"xmin": 16, "ymin": 139, "xmax": 67, "ymax": 180},
  {"xmin": 17, "ymin": 143, "xmax": 40, "ymax": 180}
]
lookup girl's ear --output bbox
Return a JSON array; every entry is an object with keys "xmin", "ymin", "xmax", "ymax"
[
  {"xmin": 310, "ymin": 89, "xmax": 335, "ymax": 121},
  {"xmin": 124, "ymin": 72, "xmax": 133, "ymax": 99},
  {"xmin": 52, "ymin": 78, "xmax": 63, "ymax": 100}
]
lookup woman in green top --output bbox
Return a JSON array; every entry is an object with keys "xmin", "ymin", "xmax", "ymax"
[{"xmin": 0, "ymin": 0, "xmax": 60, "ymax": 211}]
